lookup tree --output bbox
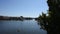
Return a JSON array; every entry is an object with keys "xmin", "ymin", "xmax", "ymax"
[
  {"xmin": 47, "ymin": 0, "xmax": 60, "ymax": 34},
  {"xmin": 37, "ymin": 0, "xmax": 60, "ymax": 34}
]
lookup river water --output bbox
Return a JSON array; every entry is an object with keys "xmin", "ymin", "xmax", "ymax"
[{"xmin": 0, "ymin": 20, "xmax": 47, "ymax": 34}]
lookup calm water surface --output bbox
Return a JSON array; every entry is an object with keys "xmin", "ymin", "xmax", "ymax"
[{"xmin": 0, "ymin": 20, "xmax": 47, "ymax": 34}]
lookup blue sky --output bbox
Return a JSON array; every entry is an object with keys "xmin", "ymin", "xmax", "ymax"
[{"xmin": 0, "ymin": 0, "xmax": 48, "ymax": 17}]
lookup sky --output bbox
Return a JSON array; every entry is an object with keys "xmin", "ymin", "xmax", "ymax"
[{"xmin": 0, "ymin": 0, "xmax": 48, "ymax": 17}]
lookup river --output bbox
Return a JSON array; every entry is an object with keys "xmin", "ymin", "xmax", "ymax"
[{"xmin": 0, "ymin": 20, "xmax": 47, "ymax": 34}]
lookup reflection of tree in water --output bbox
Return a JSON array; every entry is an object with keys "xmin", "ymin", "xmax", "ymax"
[
  {"xmin": 36, "ymin": 0, "xmax": 60, "ymax": 34},
  {"xmin": 0, "ymin": 20, "xmax": 4, "ymax": 24}
]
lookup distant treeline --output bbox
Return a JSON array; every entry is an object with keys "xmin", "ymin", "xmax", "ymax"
[{"xmin": 0, "ymin": 16, "xmax": 34, "ymax": 20}]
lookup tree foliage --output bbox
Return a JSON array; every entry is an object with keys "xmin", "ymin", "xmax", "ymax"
[{"xmin": 38, "ymin": 0, "xmax": 60, "ymax": 34}]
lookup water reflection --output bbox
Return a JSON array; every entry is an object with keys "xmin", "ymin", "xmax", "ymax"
[{"xmin": 0, "ymin": 20, "xmax": 47, "ymax": 34}]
